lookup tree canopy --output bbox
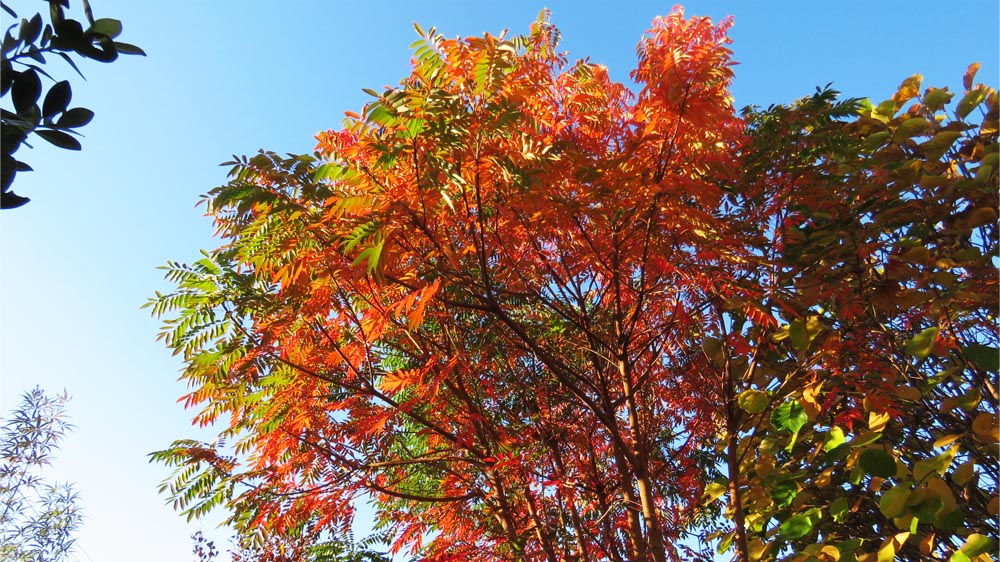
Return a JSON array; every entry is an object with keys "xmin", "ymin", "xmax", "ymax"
[{"xmin": 149, "ymin": 7, "xmax": 997, "ymax": 561}]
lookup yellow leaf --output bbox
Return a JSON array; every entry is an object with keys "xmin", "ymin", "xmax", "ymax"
[
  {"xmin": 972, "ymin": 412, "xmax": 998, "ymax": 442},
  {"xmin": 747, "ymin": 538, "xmax": 767, "ymax": 561},
  {"xmin": 925, "ymin": 476, "xmax": 957, "ymax": 513},
  {"xmin": 919, "ymin": 533, "xmax": 935, "ymax": 556},
  {"xmin": 954, "ymin": 459, "xmax": 976, "ymax": 486},
  {"xmin": 816, "ymin": 467, "xmax": 834, "ymax": 489},
  {"xmin": 933, "ymin": 434, "xmax": 962, "ymax": 448},
  {"xmin": 818, "ymin": 545, "xmax": 841, "ymax": 562},
  {"xmin": 702, "ymin": 481, "xmax": 727, "ymax": 505},
  {"xmin": 869, "ymin": 410, "xmax": 891, "ymax": 433},
  {"xmin": 894, "ymin": 74, "xmax": 922, "ymax": 105},
  {"xmin": 878, "ymin": 532, "xmax": 910, "ymax": 562}
]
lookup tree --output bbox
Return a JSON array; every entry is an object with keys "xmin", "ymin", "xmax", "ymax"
[
  {"xmin": 0, "ymin": 387, "xmax": 82, "ymax": 562},
  {"xmin": 701, "ymin": 68, "xmax": 997, "ymax": 561},
  {"xmin": 1, "ymin": 0, "xmax": 144, "ymax": 209},
  {"xmin": 148, "ymin": 7, "xmax": 997, "ymax": 561}
]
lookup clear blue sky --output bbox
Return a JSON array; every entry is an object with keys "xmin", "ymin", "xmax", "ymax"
[{"xmin": 1, "ymin": 1, "xmax": 996, "ymax": 561}]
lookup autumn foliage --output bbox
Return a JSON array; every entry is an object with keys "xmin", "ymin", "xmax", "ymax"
[{"xmin": 149, "ymin": 7, "xmax": 998, "ymax": 562}]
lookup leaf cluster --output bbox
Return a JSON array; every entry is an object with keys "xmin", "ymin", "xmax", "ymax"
[{"xmin": 1, "ymin": 0, "xmax": 144, "ymax": 208}]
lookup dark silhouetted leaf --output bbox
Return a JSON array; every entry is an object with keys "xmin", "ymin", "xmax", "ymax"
[
  {"xmin": 11, "ymin": 70, "xmax": 41, "ymax": 113},
  {"xmin": 56, "ymin": 107, "xmax": 93, "ymax": 128},
  {"xmin": 35, "ymin": 128, "xmax": 81, "ymax": 150},
  {"xmin": 42, "ymin": 80, "xmax": 71, "ymax": 117},
  {"xmin": 19, "ymin": 13, "xmax": 43, "ymax": 44}
]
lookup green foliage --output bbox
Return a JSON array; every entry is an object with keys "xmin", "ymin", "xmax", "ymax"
[
  {"xmin": 0, "ymin": 387, "xmax": 82, "ymax": 562},
  {"xmin": 1, "ymin": 0, "xmax": 144, "ymax": 209},
  {"xmin": 717, "ymin": 69, "xmax": 998, "ymax": 561}
]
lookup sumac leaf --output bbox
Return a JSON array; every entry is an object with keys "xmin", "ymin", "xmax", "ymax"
[
  {"xmin": 35, "ymin": 129, "xmax": 82, "ymax": 150},
  {"xmin": 42, "ymin": 80, "xmax": 72, "ymax": 117}
]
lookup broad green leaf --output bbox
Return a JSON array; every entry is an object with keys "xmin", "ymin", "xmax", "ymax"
[
  {"xmin": 905, "ymin": 327, "xmax": 938, "ymax": 360},
  {"xmin": 923, "ymin": 87, "xmax": 954, "ymax": 112},
  {"xmin": 788, "ymin": 316, "xmax": 822, "ymax": 352},
  {"xmin": 859, "ymin": 448, "xmax": 896, "ymax": 478},
  {"xmin": 919, "ymin": 131, "xmax": 962, "ymax": 160},
  {"xmin": 777, "ymin": 514, "xmax": 813, "ymax": 540},
  {"xmin": 963, "ymin": 343, "xmax": 999, "ymax": 373},
  {"xmin": 89, "ymin": 18, "xmax": 122, "ymax": 38},
  {"xmin": 957, "ymin": 534, "xmax": 994, "ymax": 558},
  {"xmin": 824, "ymin": 425, "xmax": 845, "ymax": 451},
  {"xmin": 830, "ymin": 496, "xmax": 849, "ymax": 523},
  {"xmin": 956, "ymin": 86, "xmax": 988, "ymax": 119},
  {"xmin": 738, "ymin": 390, "xmax": 769, "ymax": 414},
  {"xmin": 770, "ymin": 480, "xmax": 798, "ymax": 508},
  {"xmin": 771, "ymin": 400, "xmax": 808, "ymax": 434},
  {"xmin": 893, "ymin": 117, "xmax": 932, "ymax": 142},
  {"xmin": 914, "ymin": 446, "xmax": 958, "ymax": 481},
  {"xmin": 879, "ymin": 484, "xmax": 911, "ymax": 518}
]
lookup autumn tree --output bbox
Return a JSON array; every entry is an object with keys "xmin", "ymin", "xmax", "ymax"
[{"xmin": 148, "ymin": 7, "xmax": 998, "ymax": 561}]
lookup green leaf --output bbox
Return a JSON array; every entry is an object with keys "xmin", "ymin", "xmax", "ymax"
[
  {"xmin": 770, "ymin": 480, "xmax": 798, "ymax": 508},
  {"xmin": 777, "ymin": 514, "xmax": 813, "ymax": 540},
  {"xmin": 893, "ymin": 117, "xmax": 933, "ymax": 142},
  {"xmin": 737, "ymin": 390, "xmax": 769, "ymax": 414},
  {"xmin": 905, "ymin": 327, "xmax": 938, "ymax": 360},
  {"xmin": 788, "ymin": 316, "xmax": 822, "ymax": 351},
  {"xmin": 88, "ymin": 18, "xmax": 122, "ymax": 38},
  {"xmin": 957, "ymin": 534, "xmax": 994, "ymax": 558},
  {"xmin": 771, "ymin": 400, "xmax": 808, "ymax": 433},
  {"xmin": 830, "ymin": 497, "xmax": 849, "ymax": 523},
  {"xmin": 113, "ymin": 41, "xmax": 145, "ymax": 56},
  {"xmin": 923, "ymin": 87, "xmax": 954, "ymax": 112},
  {"xmin": 717, "ymin": 532, "xmax": 735, "ymax": 554},
  {"xmin": 879, "ymin": 484, "xmax": 911, "ymax": 518},
  {"xmin": 859, "ymin": 448, "xmax": 896, "ymax": 478},
  {"xmin": 824, "ymin": 425, "xmax": 845, "ymax": 452},
  {"xmin": 963, "ymin": 343, "xmax": 998, "ymax": 373},
  {"xmin": 35, "ymin": 129, "xmax": 81, "ymax": 150},
  {"xmin": 956, "ymin": 87, "xmax": 988, "ymax": 119},
  {"xmin": 919, "ymin": 131, "xmax": 962, "ymax": 160}
]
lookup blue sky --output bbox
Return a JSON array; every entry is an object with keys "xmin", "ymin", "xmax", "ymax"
[{"xmin": 1, "ymin": 1, "xmax": 996, "ymax": 561}]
